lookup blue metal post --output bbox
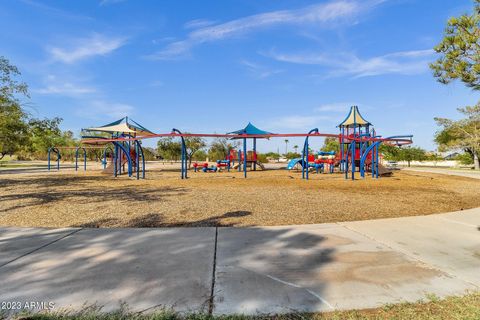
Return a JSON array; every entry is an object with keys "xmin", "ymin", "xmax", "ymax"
[
  {"xmin": 48, "ymin": 148, "xmax": 51, "ymax": 171},
  {"xmin": 114, "ymin": 144, "xmax": 118, "ymax": 177},
  {"xmin": 75, "ymin": 147, "xmax": 78, "ymax": 171},
  {"xmin": 56, "ymin": 149, "xmax": 60, "ymax": 171},
  {"xmin": 135, "ymin": 141, "xmax": 139, "ymax": 180},
  {"xmin": 253, "ymin": 138, "xmax": 257, "ymax": 171},
  {"xmin": 243, "ymin": 137, "xmax": 247, "ymax": 178},
  {"xmin": 238, "ymin": 150, "xmax": 241, "ymax": 172},
  {"xmin": 351, "ymin": 127, "xmax": 356, "ymax": 180}
]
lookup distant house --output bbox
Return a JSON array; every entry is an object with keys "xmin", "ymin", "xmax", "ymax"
[{"xmin": 440, "ymin": 152, "xmax": 460, "ymax": 160}]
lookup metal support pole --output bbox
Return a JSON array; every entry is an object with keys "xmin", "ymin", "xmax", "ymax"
[
  {"xmin": 253, "ymin": 138, "xmax": 257, "ymax": 171},
  {"xmin": 243, "ymin": 137, "xmax": 247, "ymax": 178},
  {"xmin": 135, "ymin": 141, "xmax": 139, "ymax": 180},
  {"xmin": 75, "ymin": 147, "xmax": 78, "ymax": 171},
  {"xmin": 48, "ymin": 148, "xmax": 51, "ymax": 171}
]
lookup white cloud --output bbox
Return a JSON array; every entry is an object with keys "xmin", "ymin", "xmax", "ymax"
[
  {"xmin": 147, "ymin": 0, "xmax": 382, "ymax": 60},
  {"xmin": 99, "ymin": 0, "xmax": 126, "ymax": 6},
  {"xmin": 48, "ymin": 33, "xmax": 127, "ymax": 64},
  {"xmin": 76, "ymin": 100, "xmax": 134, "ymax": 120},
  {"xmin": 35, "ymin": 83, "xmax": 96, "ymax": 95},
  {"xmin": 240, "ymin": 59, "xmax": 283, "ymax": 79},
  {"xmin": 266, "ymin": 49, "xmax": 435, "ymax": 78},
  {"xmin": 315, "ymin": 103, "xmax": 353, "ymax": 113},
  {"xmin": 34, "ymin": 75, "xmax": 96, "ymax": 96},
  {"xmin": 184, "ymin": 19, "xmax": 217, "ymax": 29}
]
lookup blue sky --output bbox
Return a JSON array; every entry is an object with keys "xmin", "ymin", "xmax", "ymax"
[{"xmin": 1, "ymin": 0, "xmax": 478, "ymax": 152}]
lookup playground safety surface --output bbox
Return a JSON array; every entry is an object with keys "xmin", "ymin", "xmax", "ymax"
[
  {"xmin": 1, "ymin": 166, "xmax": 480, "ymax": 228},
  {"xmin": 0, "ymin": 208, "xmax": 478, "ymax": 315}
]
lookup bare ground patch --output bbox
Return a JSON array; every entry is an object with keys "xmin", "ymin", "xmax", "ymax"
[{"xmin": 1, "ymin": 168, "xmax": 479, "ymax": 228}]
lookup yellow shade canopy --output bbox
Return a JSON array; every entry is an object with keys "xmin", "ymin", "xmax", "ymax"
[{"xmin": 338, "ymin": 106, "xmax": 371, "ymax": 128}]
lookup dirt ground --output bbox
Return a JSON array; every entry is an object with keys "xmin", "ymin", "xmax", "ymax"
[{"xmin": 1, "ymin": 166, "xmax": 480, "ymax": 228}]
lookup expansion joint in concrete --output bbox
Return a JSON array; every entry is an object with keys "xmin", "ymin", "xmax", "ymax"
[
  {"xmin": 208, "ymin": 227, "xmax": 218, "ymax": 315},
  {"xmin": 0, "ymin": 228, "xmax": 84, "ymax": 269}
]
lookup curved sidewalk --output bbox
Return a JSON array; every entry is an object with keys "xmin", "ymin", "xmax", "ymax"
[
  {"xmin": 0, "ymin": 208, "xmax": 479, "ymax": 315},
  {"xmin": 403, "ymin": 167, "xmax": 480, "ymax": 179}
]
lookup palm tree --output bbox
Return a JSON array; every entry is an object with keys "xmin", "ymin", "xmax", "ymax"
[
  {"xmin": 284, "ymin": 139, "xmax": 289, "ymax": 155},
  {"xmin": 293, "ymin": 145, "xmax": 298, "ymax": 154}
]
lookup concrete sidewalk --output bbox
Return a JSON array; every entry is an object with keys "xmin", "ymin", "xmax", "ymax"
[
  {"xmin": 0, "ymin": 208, "xmax": 479, "ymax": 315},
  {"xmin": 403, "ymin": 167, "xmax": 480, "ymax": 179}
]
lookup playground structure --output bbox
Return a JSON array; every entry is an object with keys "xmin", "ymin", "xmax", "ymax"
[
  {"xmin": 48, "ymin": 117, "xmax": 153, "ymax": 180},
  {"xmin": 52, "ymin": 106, "xmax": 413, "ymax": 180}
]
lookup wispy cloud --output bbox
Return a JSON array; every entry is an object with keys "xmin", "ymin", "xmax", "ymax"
[
  {"xmin": 240, "ymin": 60, "xmax": 283, "ymax": 79},
  {"xmin": 47, "ymin": 33, "xmax": 127, "ymax": 64},
  {"xmin": 147, "ymin": 0, "xmax": 383, "ymax": 60},
  {"xmin": 314, "ymin": 103, "xmax": 354, "ymax": 113},
  {"xmin": 99, "ymin": 0, "xmax": 127, "ymax": 6},
  {"xmin": 34, "ymin": 75, "xmax": 96, "ymax": 96},
  {"xmin": 266, "ymin": 49, "xmax": 434, "ymax": 78},
  {"xmin": 35, "ymin": 83, "xmax": 96, "ymax": 95},
  {"xmin": 19, "ymin": 0, "xmax": 92, "ymax": 21},
  {"xmin": 184, "ymin": 19, "xmax": 217, "ymax": 29},
  {"xmin": 76, "ymin": 100, "xmax": 134, "ymax": 120}
]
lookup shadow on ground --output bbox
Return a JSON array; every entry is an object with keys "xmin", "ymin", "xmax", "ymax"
[
  {"xmin": 0, "ymin": 221, "xmax": 334, "ymax": 315},
  {"xmin": 75, "ymin": 211, "xmax": 253, "ymax": 228}
]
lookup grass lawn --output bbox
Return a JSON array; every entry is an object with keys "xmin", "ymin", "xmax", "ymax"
[
  {"xmin": 5, "ymin": 292, "xmax": 480, "ymax": 319},
  {"xmin": 1, "ymin": 167, "xmax": 480, "ymax": 227}
]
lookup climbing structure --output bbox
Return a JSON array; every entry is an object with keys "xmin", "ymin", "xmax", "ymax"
[
  {"xmin": 338, "ymin": 106, "xmax": 412, "ymax": 180},
  {"xmin": 82, "ymin": 117, "xmax": 154, "ymax": 179}
]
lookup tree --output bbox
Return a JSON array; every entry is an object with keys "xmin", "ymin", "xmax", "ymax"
[
  {"xmin": 380, "ymin": 145, "xmax": 427, "ymax": 167},
  {"xmin": 434, "ymin": 105, "xmax": 480, "ymax": 169},
  {"xmin": 321, "ymin": 137, "xmax": 340, "ymax": 152},
  {"xmin": 26, "ymin": 117, "xmax": 76, "ymax": 158},
  {"xmin": 430, "ymin": 1, "xmax": 480, "ymax": 169},
  {"xmin": 293, "ymin": 145, "xmax": 299, "ymax": 153},
  {"xmin": 157, "ymin": 137, "xmax": 182, "ymax": 162},
  {"xmin": 285, "ymin": 152, "xmax": 301, "ymax": 159},
  {"xmin": 399, "ymin": 147, "xmax": 427, "ymax": 167},
  {"xmin": 184, "ymin": 136, "xmax": 206, "ymax": 167},
  {"xmin": 284, "ymin": 139, "xmax": 289, "ymax": 155},
  {"xmin": 0, "ymin": 57, "xmax": 30, "ymax": 160},
  {"xmin": 265, "ymin": 152, "xmax": 280, "ymax": 161},
  {"xmin": 208, "ymin": 138, "xmax": 239, "ymax": 161},
  {"xmin": 430, "ymin": 1, "xmax": 480, "ymax": 90}
]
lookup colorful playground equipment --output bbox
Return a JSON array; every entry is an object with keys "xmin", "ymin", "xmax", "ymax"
[
  {"xmin": 47, "ymin": 146, "xmax": 104, "ymax": 171},
  {"xmin": 193, "ymin": 162, "xmax": 218, "ymax": 172},
  {"xmin": 47, "ymin": 117, "xmax": 153, "ymax": 180},
  {"xmin": 287, "ymin": 151, "xmax": 336, "ymax": 174},
  {"xmin": 77, "ymin": 106, "xmax": 412, "ymax": 180}
]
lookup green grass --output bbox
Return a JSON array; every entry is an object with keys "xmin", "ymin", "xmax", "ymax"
[{"xmin": 3, "ymin": 292, "xmax": 479, "ymax": 320}]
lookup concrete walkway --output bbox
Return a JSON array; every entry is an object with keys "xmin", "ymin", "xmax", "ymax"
[
  {"xmin": 0, "ymin": 209, "xmax": 479, "ymax": 315},
  {"xmin": 403, "ymin": 167, "xmax": 480, "ymax": 179}
]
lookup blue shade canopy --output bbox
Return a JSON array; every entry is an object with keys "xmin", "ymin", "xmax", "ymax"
[
  {"xmin": 228, "ymin": 122, "xmax": 273, "ymax": 137},
  {"xmin": 84, "ymin": 117, "xmax": 155, "ymax": 135}
]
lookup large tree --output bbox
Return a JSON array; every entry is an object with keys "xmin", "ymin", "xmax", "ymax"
[
  {"xmin": 0, "ymin": 57, "xmax": 29, "ymax": 159},
  {"xmin": 434, "ymin": 105, "xmax": 480, "ymax": 169},
  {"xmin": 430, "ymin": 0, "xmax": 480, "ymax": 169}
]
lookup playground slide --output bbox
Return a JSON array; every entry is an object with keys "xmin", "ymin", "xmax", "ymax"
[
  {"xmin": 377, "ymin": 163, "xmax": 393, "ymax": 176},
  {"xmin": 287, "ymin": 158, "xmax": 303, "ymax": 170},
  {"xmin": 232, "ymin": 161, "xmax": 265, "ymax": 170}
]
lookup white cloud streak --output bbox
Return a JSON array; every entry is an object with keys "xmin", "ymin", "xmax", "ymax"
[
  {"xmin": 267, "ymin": 49, "xmax": 434, "ymax": 78},
  {"xmin": 76, "ymin": 100, "xmax": 134, "ymax": 120},
  {"xmin": 48, "ymin": 33, "xmax": 127, "ymax": 64},
  {"xmin": 147, "ymin": 0, "xmax": 382, "ymax": 60},
  {"xmin": 240, "ymin": 59, "xmax": 283, "ymax": 79}
]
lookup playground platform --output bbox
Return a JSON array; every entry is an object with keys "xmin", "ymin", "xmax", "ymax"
[{"xmin": 0, "ymin": 208, "xmax": 479, "ymax": 316}]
